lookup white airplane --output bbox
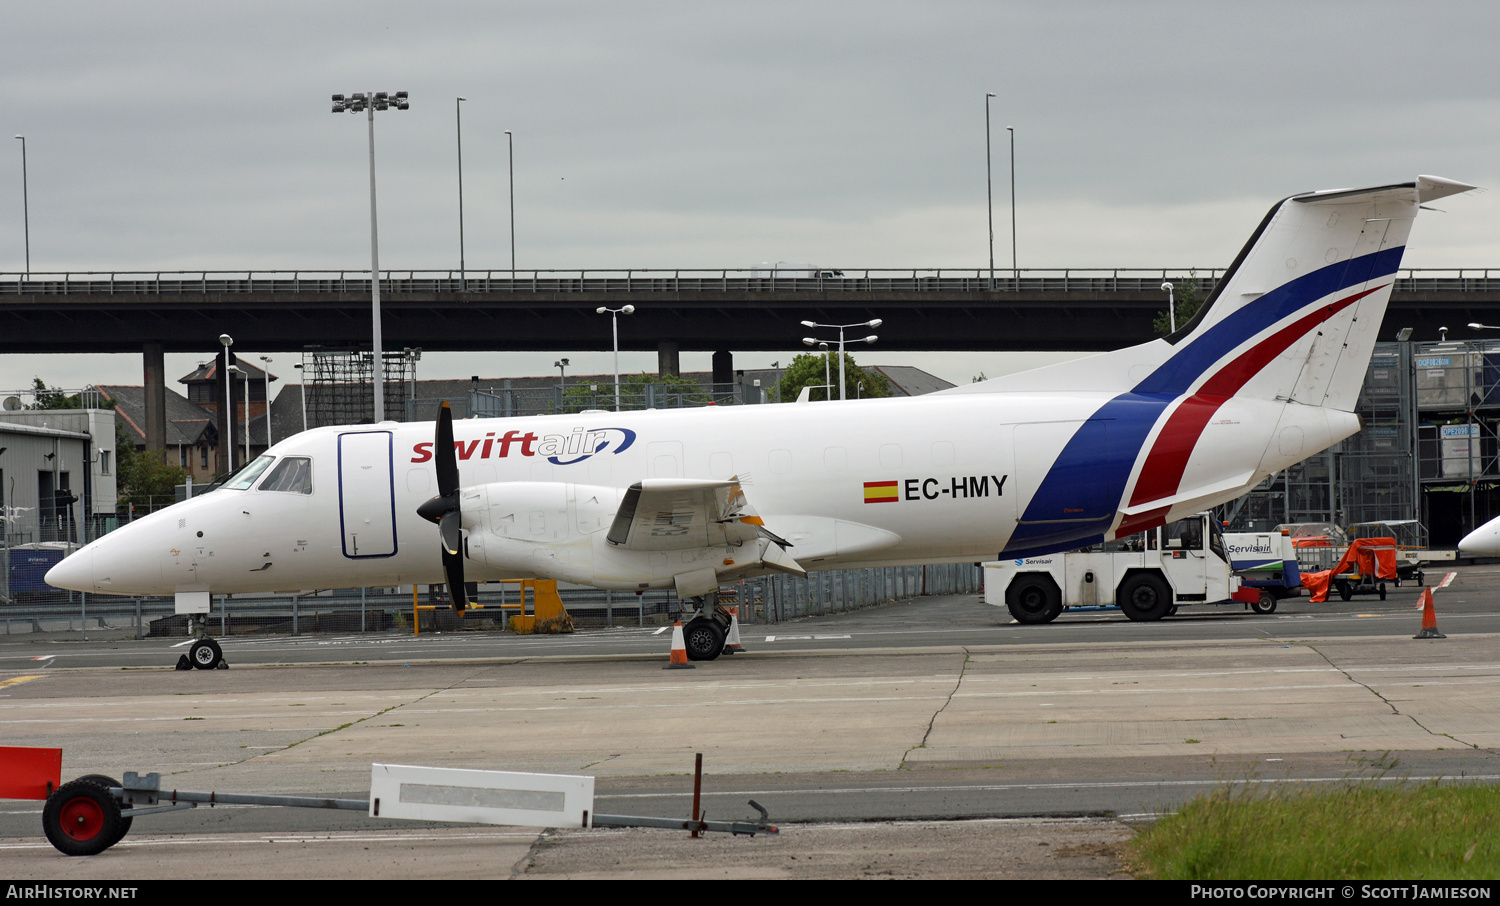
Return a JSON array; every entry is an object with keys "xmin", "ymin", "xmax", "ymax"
[
  {"xmin": 48, "ymin": 176, "xmax": 1473, "ymax": 664},
  {"xmin": 1459, "ymin": 515, "xmax": 1500, "ymax": 558}
]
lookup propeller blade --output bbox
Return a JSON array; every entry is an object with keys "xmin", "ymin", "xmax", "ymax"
[
  {"xmin": 440, "ymin": 510, "xmax": 462, "ymax": 556},
  {"xmin": 434, "ymin": 401, "xmax": 458, "ymax": 498},
  {"xmin": 442, "ymin": 547, "xmax": 468, "ymax": 612}
]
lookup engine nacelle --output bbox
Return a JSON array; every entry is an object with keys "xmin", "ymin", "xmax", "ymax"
[{"xmin": 457, "ymin": 481, "xmax": 796, "ymax": 593}]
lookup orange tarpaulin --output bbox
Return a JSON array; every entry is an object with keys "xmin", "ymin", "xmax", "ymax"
[{"xmin": 1302, "ymin": 537, "xmax": 1399, "ymax": 603}]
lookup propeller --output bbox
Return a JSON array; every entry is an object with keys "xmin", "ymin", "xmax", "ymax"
[{"xmin": 416, "ymin": 402, "xmax": 469, "ymax": 611}]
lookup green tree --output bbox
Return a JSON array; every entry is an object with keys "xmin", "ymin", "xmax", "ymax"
[
  {"xmin": 115, "ymin": 421, "xmax": 188, "ymax": 509},
  {"xmin": 771, "ymin": 352, "xmax": 891, "ymax": 402},
  {"xmin": 1154, "ymin": 271, "xmax": 1206, "ymax": 336},
  {"xmin": 27, "ymin": 377, "xmax": 84, "ymax": 410}
]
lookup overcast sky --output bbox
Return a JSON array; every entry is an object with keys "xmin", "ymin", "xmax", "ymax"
[{"xmin": 3, "ymin": 1, "xmax": 1497, "ymax": 395}]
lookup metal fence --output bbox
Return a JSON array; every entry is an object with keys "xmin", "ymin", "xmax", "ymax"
[{"xmin": 0, "ymin": 563, "xmax": 982, "ymax": 638}]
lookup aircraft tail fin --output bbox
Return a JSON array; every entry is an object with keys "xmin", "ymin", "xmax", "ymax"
[
  {"xmin": 947, "ymin": 175, "xmax": 1473, "ymax": 406},
  {"xmin": 1135, "ymin": 175, "xmax": 1472, "ymax": 411}
]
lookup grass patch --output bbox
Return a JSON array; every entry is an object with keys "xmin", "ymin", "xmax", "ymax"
[{"xmin": 1131, "ymin": 781, "xmax": 1500, "ymax": 880}]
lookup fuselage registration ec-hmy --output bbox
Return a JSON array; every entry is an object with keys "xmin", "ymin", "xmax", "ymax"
[{"xmin": 48, "ymin": 177, "xmax": 1474, "ymax": 626}]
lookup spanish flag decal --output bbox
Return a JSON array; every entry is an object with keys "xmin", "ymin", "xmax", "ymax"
[{"xmin": 863, "ymin": 481, "xmax": 899, "ymax": 503}]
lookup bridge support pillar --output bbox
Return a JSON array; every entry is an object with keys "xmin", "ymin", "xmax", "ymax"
[
  {"xmin": 712, "ymin": 349, "xmax": 733, "ymax": 387},
  {"xmin": 657, "ymin": 339, "xmax": 679, "ymax": 377},
  {"xmin": 143, "ymin": 342, "xmax": 166, "ymax": 463}
]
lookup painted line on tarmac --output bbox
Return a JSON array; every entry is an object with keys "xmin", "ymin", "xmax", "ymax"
[{"xmin": 0, "ymin": 675, "xmax": 45, "ymax": 689}]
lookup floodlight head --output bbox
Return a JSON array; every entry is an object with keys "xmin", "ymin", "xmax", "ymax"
[
  {"xmin": 800, "ymin": 320, "xmax": 817, "ymax": 328},
  {"xmin": 1399, "ymin": 327, "xmax": 1415, "ymax": 341},
  {"xmin": 621, "ymin": 305, "xmax": 635, "ymax": 315},
  {"xmin": 597, "ymin": 307, "xmax": 607, "ymax": 314},
  {"xmin": 219, "ymin": 334, "xmax": 233, "ymax": 347},
  {"xmin": 863, "ymin": 335, "xmax": 878, "ymax": 344},
  {"xmin": 1440, "ymin": 326, "xmax": 1449, "ymax": 342},
  {"xmin": 986, "ymin": 92, "xmax": 995, "ymax": 98},
  {"xmin": 867, "ymin": 319, "xmax": 883, "ymax": 329},
  {"xmin": 1161, "ymin": 282, "xmax": 1173, "ymax": 292},
  {"xmin": 457, "ymin": 96, "xmax": 467, "ymax": 102},
  {"xmin": 802, "ymin": 338, "xmax": 816, "ymax": 346},
  {"xmin": 1467, "ymin": 323, "xmax": 1484, "ymax": 331}
]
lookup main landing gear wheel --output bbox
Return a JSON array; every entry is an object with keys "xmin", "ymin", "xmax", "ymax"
[
  {"xmin": 1251, "ymin": 590, "xmax": 1278, "ymax": 614},
  {"xmin": 43, "ymin": 779, "xmax": 125, "ymax": 856},
  {"xmin": 190, "ymin": 638, "xmax": 223, "ymax": 670},
  {"xmin": 1118, "ymin": 574, "xmax": 1172, "ymax": 622},
  {"xmin": 682, "ymin": 617, "xmax": 726, "ymax": 662}
]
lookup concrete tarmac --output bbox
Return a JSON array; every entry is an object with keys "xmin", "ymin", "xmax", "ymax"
[{"xmin": 2, "ymin": 589, "xmax": 1497, "ymax": 879}]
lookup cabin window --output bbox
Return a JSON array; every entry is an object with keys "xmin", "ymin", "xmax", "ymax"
[
  {"xmin": 225, "ymin": 455, "xmax": 275, "ymax": 490},
  {"xmin": 259, "ymin": 456, "xmax": 313, "ymax": 494}
]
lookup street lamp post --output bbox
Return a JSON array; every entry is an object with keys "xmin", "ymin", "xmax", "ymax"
[
  {"xmin": 332, "ymin": 90, "xmax": 409, "ymax": 423},
  {"xmin": 259, "ymin": 356, "xmax": 274, "ymax": 447},
  {"xmin": 292, "ymin": 362, "xmax": 308, "ymax": 434},
  {"xmin": 985, "ymin": 93, "xmax": 995, "ymax": 290},
  {"xmin": 1162, "ymin": 282, "xmax": 1176, "ymax": 333},
  {"xmin": 504, "ymin": 130, "xmax": 515, "ymax": 275},
  {"xmin": 219, "ymin": 334, "xmax": 234, "ymax": 474},
  {"xmin": 1008, "ymin": 126, "xmax": 1017, "ymax": 286},
  {"xmin": 801, "ymin": 319, "xmax": 882, "ymax": 401},
  {"xmin": 14, "ymin": 135, "xmax": 28, "ymax": 275},
  {"xmin": 597, "ymin": 306, "xmax": 635, "ymax": 411},
  {"xmin": 456, "ymin": 97, "xmax": 467, "ymax": 292}
]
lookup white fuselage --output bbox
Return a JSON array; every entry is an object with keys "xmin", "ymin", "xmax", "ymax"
[{"xmin": 52, "ymin": 388, "xmax": 1351, "ymax": 597}]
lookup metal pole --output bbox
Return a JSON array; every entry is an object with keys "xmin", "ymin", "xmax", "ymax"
[
  {"xmin": 14, "ymin": 136, "xmax": 28, "ymax": 274},
  {"xmin": 1008, "ymin": 126, "xmax": 1016, "ymax": 286},
  {"xmin": 456, "ymin": 97, "xmax": 466, "ymax": 292},
  {"xmin": 221, "ymin": 336, "xmax": 234, "ymax": 473},
  {"xmin": 366, "ymin": 96, "xmax": 385, "ymax": 424},
  {"xmin": 612, "ymin": 312, "xmax": 621, "ymax": 411},
  {"xmin": 260, "ymin": 356, "xmax": 273, "ymax": 447},
  {"xmin": 985, "ymin": 94, "xmax": 994, "ymax": 290},
  {"xmin": 837, "ymin": 328, "xmax": 847, "ymax": 401},
  {"xmin": 505, "ymin": 130, "xmax": 515, "ymax": 274}
]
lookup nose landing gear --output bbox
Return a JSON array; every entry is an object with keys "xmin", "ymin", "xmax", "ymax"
[{"xmin": 176, "ymin": 616, "xmax": 228, "ymax": 670}]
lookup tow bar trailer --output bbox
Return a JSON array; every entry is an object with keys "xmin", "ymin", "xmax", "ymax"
[{"xmin": 5, "ymin": 747, "xmax": 777, "ymax": 856}]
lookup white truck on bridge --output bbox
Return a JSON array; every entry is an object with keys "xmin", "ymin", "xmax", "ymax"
[{"xmin": 984, "ymin": 513, "xmax": 1240, "ymax": 623}]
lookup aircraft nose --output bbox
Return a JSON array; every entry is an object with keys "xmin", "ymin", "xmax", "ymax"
[
  {"xmin": 1459, "ymin": 523, "xmax": 1500, "ymax": 557},
  {"xmin": 45, "ymin": 547, "xmax": 94, "ymax": 593}
]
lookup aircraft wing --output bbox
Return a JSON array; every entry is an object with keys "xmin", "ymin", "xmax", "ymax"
[{"xmin": 605, "ymin": 478, "xmax": 770, "ymax": 551}]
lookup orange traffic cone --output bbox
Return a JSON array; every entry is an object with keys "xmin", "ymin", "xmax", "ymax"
[
  {"xmin": 723, "ymin": 607, "xmax": 743, "ymax": 654},
  {"xmin": 1414, "ymin": 587, "xmax": 1446, "ymax": 639},
  {"xmin": 664, "ymin": 621, "xmax": 696, "ymax": 669}
]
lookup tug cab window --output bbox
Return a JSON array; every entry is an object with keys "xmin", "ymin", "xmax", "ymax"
[{"xmin": 259, "ymin": 456, "xmax": 313, "ymax": 494}]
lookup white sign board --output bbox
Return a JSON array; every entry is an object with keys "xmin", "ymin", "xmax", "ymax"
[
  {"xmin": 369, "ymin": 763, "xmax": 594, "ymax": 828},
  {"xmin": 1440, "ymin": 424, "xmax": 1481, "ymax": 478}
]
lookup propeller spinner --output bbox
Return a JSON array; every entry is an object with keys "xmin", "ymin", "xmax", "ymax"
[{"xmin": 416, "ymin": 402, "xmax": 470, "ymax": 611}]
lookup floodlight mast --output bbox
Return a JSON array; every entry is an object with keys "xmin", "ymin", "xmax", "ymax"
[
  {"xmin": 800, "ymin": 319, "xmax": 882, "ymax": 400},
  {"xmin": 331, "ymin": 90, "xmax": 409, "ymax": 422}
]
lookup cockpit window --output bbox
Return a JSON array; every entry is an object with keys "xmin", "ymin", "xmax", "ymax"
[
  {"xmin": 225, "ymin": 455, "xmax": 275, "ymax": 490},
  {"xmin": 259, "ymin": 456, "xmax": 313, "ymax": 494}
]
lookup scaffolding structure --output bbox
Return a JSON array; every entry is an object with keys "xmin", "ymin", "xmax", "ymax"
[{"xmin": 301, "ymin": 347, "xmax": 419, "ymax": 429}]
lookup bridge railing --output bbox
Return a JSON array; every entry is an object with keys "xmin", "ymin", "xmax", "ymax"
[{"xmin": 2, "ymin": 266, "xmax": 1494, "ymax": 296}]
